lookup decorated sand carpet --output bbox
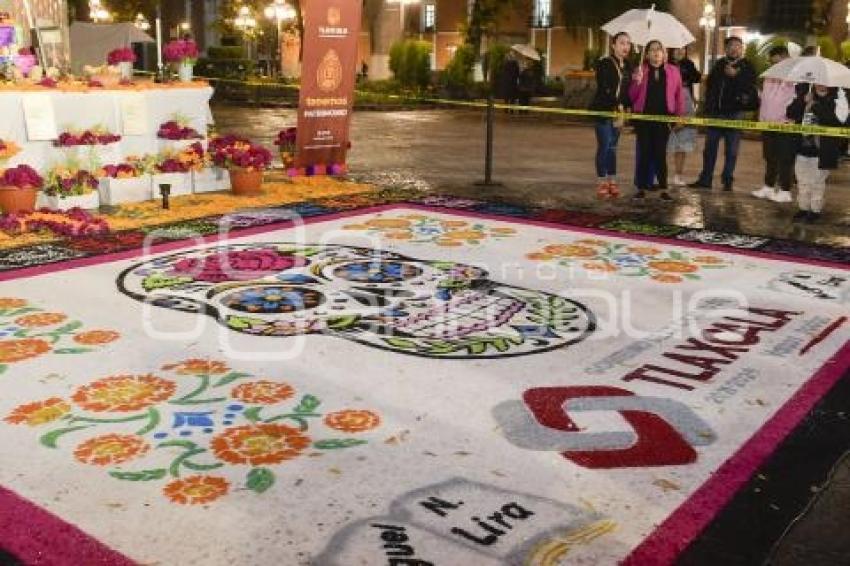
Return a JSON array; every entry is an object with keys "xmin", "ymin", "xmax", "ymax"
[{"xmin": 0, "ymin": 201, "xmax": 848, "ymax": 565}]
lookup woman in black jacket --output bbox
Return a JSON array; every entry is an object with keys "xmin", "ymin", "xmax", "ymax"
[
  {"xmin": 589, "ymin": 32, "xmax": 632, "ymax": 199},
  {"xmin": 787, "ymin": 84, "xmax": 846, "ymax": 223}
]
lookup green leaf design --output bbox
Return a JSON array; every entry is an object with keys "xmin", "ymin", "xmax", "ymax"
[
  {"xmin": 213, "ymin": 372, "xmax": 251, "ymax": 388},
  {"xmin": 326, "ymin": 315, "xmax": 361, "ymax": 331},
  {"xmin": 157, "ymin": 440, "xmax": 198, "ymax": 450},
  {"xmin": 169, "ymin": 448, "xmax": 207, "ymax": 477},
  {"xmin": 182, "ymin": 460, "xmax": 224, "ymax": 472},
  {"xmin": 243, "ymin": 406, "xmax": 263, "ymax": 423},
  {"xmin": 52, "ymin": 321, "xmax": 83, "ymax": 334},
  {"xmin": 385, "ymin": 337, "xmax": 417, "ymax": 350},
  {"xmin": 142, "ymin": 274, "xmax": 193, "ymax": 292},
  {"xmin": 246, "ymin": 467, "xmax": 275, "ymax": 493},
  {"xmin": 135, "ymin": 408, "xmax": 161, "ymax": 436},
  {"xmin": 53, "ymin": 348, "xmax": 93, "ymax": 354},
  {"xmin": 109, "ymin": 468, "xmax": 168, "ymax": 481},
  {"xmin": 226, "ymin": 316, "xmax": 262, "ymax": 331},
  {"xmin": 0, "ymin": 364, "xmax": 6, "ymax": 375},
  {"xmin": 314, "ymin": 439, "xmax": 368, "ymax": 450},
  {"xmin": 294, "ymin": 394, "xmax": 321, "ymax": 414},
  {"xmin": 668, "ymin": 251, "xmax": 686, "ymax": 261},
  {"xmin": 40, "ymin": 425, "xmax": 92, "ymax": 448}
]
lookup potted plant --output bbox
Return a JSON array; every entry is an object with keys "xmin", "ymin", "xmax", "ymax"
[
  {"xmin": 164, "ymin": 39, "xmax": 199, "ymax": 83},
  {"xmin": 107, "ymin": 47, "xmax": 136, "ymax": 81},
  {"xmin": 208, "ymin": 135, "xmax": 271, "ymax": 195},
  {"xmin": 97, "ymin": 160, "xmax": 152, "ymax": 205},
  {"xmin": 42, "ymin": 166, "xmax": 100, "ymax": 211},
  {"xmin": 0, "ymin": 164, "xmax": 42, "ymax": 214},
  {"xmin": 273, "ymin": 127, "xmax": 297, "ymax": 169},
  {"xmin": 152, "ymin": 143, "xmax": 205, "ymax": 198}
]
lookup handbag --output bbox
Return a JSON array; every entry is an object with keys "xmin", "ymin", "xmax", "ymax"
[{"xmin": 611, "ymin": 57, "xmax": 626, "ymax": 128}]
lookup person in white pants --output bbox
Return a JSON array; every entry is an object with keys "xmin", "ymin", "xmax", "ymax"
[{"xmin": 786, "ymin": 84, "xmax": 848, "ymax": 223}]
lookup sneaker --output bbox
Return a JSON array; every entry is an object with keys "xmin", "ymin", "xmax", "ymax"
[
  {"xmin": 607, "ymin": 181, "xmax": 621, "ymax": 199},
  {"xmin": 722, "ymin": 180, "xmax": 733, "ymax": 192},
  {"xmin": 792, "ymin": 210, "xmax": 809, "ymax": 222},
  {"xmin": 752, "ymin": 186, "xmax": 776, "ymax": 199},
  {"xmin": 688, "ymin": 180, "xmax": 711, "ymax": 189},
  {"xmin": 596, "ymin": 181, "xmax": 611, "ymax": 200},
  {"xmin": 770, "ymin": 190, "xmax": 793, "ymax": 203},
  {"xmin": 659, "ymin": 191, "xmax": 673, "ymax": 201},
  {"xmin": 633, "ymin": 190, "xmax": 647, "ymax": 200}
]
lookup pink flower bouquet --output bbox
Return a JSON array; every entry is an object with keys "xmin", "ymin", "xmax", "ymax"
[
  {"xmin": 157, "ymin": 121, "xmax": 202, "ymax": 140},
  {"xmin": 1, "ymin": 165, "xmax": 43, "ymax": 189},
  {"xmin": 43, "ymin": 168, "xmax": 99, "ymax": 197},
  {"xmin": 208, "ymin": 135, "xmax": 272, "ymax": 172},
  {"xmin": 55, "ymin": 130, "xmax": 122, "ymax": 147},
  {"xmin": 107, "ymin": 47, "xmax": 136, "ymax": 65},
  {"xmin": 163, "ymin": 39, "xmax": 199, "ymax": 65}
]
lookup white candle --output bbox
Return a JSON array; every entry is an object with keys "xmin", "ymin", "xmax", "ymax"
[{"xmin": 155, "ymin": 18, "xmax": 163, "ymax": 70}]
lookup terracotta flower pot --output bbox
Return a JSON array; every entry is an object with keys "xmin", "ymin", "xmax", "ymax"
[
  {"xmin": 229, "ymin": 169, "xmax": 263, "ymax": 196},
  {"xmin": 0, "ymin": 185, "xmax": 38, "ymax": 214}
]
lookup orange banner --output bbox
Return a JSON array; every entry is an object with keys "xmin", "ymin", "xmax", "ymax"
[{"xmin": 295, "ymin": 0, "xmax": 362, "ymax": 169}]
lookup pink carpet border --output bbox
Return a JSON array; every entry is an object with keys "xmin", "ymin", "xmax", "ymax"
[{"xmin": 0, "ymin": 203, "xmax": 847, "ymax": 565}]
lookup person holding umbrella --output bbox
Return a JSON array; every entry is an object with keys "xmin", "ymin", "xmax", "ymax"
[
  {"xmin": 589, "ymin": 32, "xmax": 633, "ymax": 200},
  {"xmin": 629, "ymin": 40, "xmax": 686, "ymax": 200}
]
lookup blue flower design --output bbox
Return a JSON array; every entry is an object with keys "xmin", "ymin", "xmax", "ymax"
[
  {"xmin": 223, "ymin": 287, "xmax": 325, "ymax": 314},
  {"xmin": 334, "ymin": 261, "xmax": 421, "ymax": 283},
  {"xmin": 172, "ymin": 411, "xmax": 216, "ymax": 429}
]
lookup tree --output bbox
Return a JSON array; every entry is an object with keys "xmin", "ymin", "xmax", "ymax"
[
  {"xmin": 465, "ymin": 0, "xmax": 529, "ymax": 58},
  {"xmin": 558, "ymin": 0, "xmax": 671, "ymax": 28}
]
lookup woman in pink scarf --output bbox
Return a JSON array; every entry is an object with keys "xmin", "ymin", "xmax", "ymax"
[{"xmin": 629, "ymin": 40, "xmax": 686, "ymax": 201}]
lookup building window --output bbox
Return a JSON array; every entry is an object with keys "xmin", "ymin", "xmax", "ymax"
[
  {"xmin": 424, "ymin": 4, "xmax": 435, "ymax": 31},
  {"xmin": 533, "ymin": 0, "xmax": 552, "ymax": 28}
]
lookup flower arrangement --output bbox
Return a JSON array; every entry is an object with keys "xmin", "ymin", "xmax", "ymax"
[
  {"xmin": 1, "ymin": 165, "xmax": 43, "ymax": 189},
  {"xmin": 55, "ymin": 129, "xmax": 122, "ymax": 147},
  {"xmin": 0, "ymin": 139, "xmax": 21, "ymax": 162},
  {"xmin": 44, "ymin": 167, "xmax": 99, "ymax": 197},
  {"xmin": 13, "ymin": 47, "xmax": 36, "ymax": 77},
  {"xmin": 0, "ymin": 208, "xmax": 109, "ymax": 237},
  {"xmin": 163, "ymin": 39, "xmax": 199, "ymax": 65},
  {"xmin": 157, "ymin": 143, "xmax": 205, "ymax": 173},
  {"xmin": 157, "ymin": 120, "xmax": 202, "ymax": 141},
  {"xmin": 99, "ymin": 162, "xmax": 142, "ymax": 179},
  {"xmin": 273, "ymin": 127, "xmax": 297, "ymax": 153},
  {"xmin": 208, "ymin": 135, "xmax": 272, "ymax": 172},
  {"xmin": 107, "ymin": 47, "xmax": 136, "ymax": 66}
]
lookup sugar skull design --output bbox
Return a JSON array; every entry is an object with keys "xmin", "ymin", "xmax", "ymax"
[{"xmin": 117, "ymin": 244, "xmax": 595, "ymax": 359}]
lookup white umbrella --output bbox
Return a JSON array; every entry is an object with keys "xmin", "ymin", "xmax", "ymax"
[
  {"xmin": 762, "ymin": 55, "xmax": 850, "ymax": 89},
  {"xmin": 602, "ymin": 6, "xmax": 695, "ymax": 48},
  {"xmin": 511, "ymin": 44, "xmax": 541, "ymax": 61}
]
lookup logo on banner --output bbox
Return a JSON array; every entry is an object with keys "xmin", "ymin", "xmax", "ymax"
[
  {"xmin": 317, "ymin": 50, "xmax": 343, "ymax": 92},
  {"xmin": 327, "ymin": 6, "xmax": 341, "ymax": 25},
  {"xmin": 493, "ymin": 386, "xmax": 716, "ymax": 468}
]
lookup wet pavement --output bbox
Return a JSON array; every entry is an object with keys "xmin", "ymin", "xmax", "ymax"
[
  {"xmin": 211, "ymin": 105, "xmax": 850, "ymax": 566},
  {"xmin": 212, "ymin": 106, "xmax": 850, "ymax": 248}
]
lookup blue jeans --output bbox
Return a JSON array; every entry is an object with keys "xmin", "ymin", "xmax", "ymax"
[
  {"xmin": 594, "ymin": 119, "xmax": 621, "ymax": 178},
  {"xmin": 697, "ymin": 114, "xmax": 743, "ymax": 186}
]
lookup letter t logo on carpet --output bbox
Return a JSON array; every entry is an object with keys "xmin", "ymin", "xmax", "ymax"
[{"xmin": 493, "ymin": 386, "xmax": 716, "ymax": 468}]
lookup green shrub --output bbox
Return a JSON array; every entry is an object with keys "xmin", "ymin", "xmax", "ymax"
[
  {"xmin": 207, "ymin": 46, "xmax": 245, "ymax": 60},
  {"xmin": 817, "ymin": 35, "xmax": 839, "ymax": 61},
  {"xmin": 583, "ymin": 48, "xmax": 604, "ymax": 71},
  {"xmin": 196, "ymin": 57, "xmax": 256, "ymax": 79},
  {"xmin": 841, "ymin": 40, "xmax": 850, "ymax": 63},
  {"xmin": 484, "ymin": 43, "xmax": 511, "ymax": 82},
  {"xmin": 746, "ymin": 41, "xmax": 769, "ymax": 76},
  {"xmin": 389, "ymin": 40, "xmax": 432, "ymax": 90},
  {"xmin": 442, "ymin": 44, "xmax": 476, "ymax": 97}
]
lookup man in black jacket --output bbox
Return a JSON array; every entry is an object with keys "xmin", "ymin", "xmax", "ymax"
[{"xmin": 690, "ymin": 36, "xmax": 758, "ymax": 191}]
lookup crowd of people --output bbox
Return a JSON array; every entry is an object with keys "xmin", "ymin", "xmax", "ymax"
[{"xmin": 589, "ymin": 33, "xmax": 848, "ymax": 223}]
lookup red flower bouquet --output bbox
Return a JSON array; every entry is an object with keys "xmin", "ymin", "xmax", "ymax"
[
  {"xmin": 99, "ymin": 163, "xmax": 141, "ymax": 179},
  {"xmin": 55, "ymin": 130, "xmax": 122, "ymax": 147},
  {"xmin": 157, "ymin": 120, "xmax": 202, "ymax": 141},
  {"xmin": 157, "ymin": 142, "xmax": 205, "ymax": 173},
  {"xmin": 1, "ymin": 165, "xmax": 43, "ymax": 189},
  {"xmin": 107, "ymin": 47, "xmax": 136, "ymax": 65},
  {"xmin": 44, "ymin": 167, "xmax": 99, "ymax": 197},
  {"xmin": 208, "ymin": 135, "xmax": 272, "ymax": 172},
  {"xmin": 163, "ymin": 39, "xmax": 199, "ymax": 64}
]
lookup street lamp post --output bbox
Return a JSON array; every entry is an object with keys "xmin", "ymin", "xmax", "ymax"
[
  {"xmin": 699, "ymin": 2, "xmax": 717, "ymax": 72},
  {"xmin": 264, "ymin": 0, "xmax": 295, "ymax": 77},
  {"xmin": 134, "ymin": 13, "xmax": 151, "ymax": 31},
  {"xmin": 234, "ymin": 5, "xmax": 257, "ymax": 60}
]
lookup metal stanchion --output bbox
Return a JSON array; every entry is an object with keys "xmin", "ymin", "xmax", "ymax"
[{"xmin": 475, "ymin": 92, "xmax": 502, "ymax": 187}]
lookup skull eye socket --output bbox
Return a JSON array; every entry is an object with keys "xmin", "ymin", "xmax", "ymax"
[
  {"xmin": 332, "ymin": 261, "xmax": 423, "ymax": 284},
  {"xmin": 221, "ymin": 286, "xmax": 326, "ymax": 314}
]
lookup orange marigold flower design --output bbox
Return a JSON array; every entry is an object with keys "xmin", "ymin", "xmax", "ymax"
[
  {"xmin": 0, "ymin": 298, "xmax": 27, "ymax": 309},
  {"xmin": 628, "ymin": 246, "xmax": 662, "ymax": 256},
  {"xmin": 574, "ymin": 239, "xmax": 608, "ymax": 246},
  {"xmin": 324, "ymin": 410, "xmax": 381, "ymax": 433},
  {"xmin": 164, "ymin": 475, "xmax": 229, "ymax": 505},
  {"xmin": 231, "ymin": 381, "xmax": 295, "ymax": 405},
  {"xmin": 4, "ymin": 397, "xmax": 70, "ymax": 426},
  {"xmin": 0, "ymin": 338, "xmax": 51, "ymax": 363},
  {"xmin": 385, "ymin": 231, "xmax": 413, "ymax": 240},
  {"xmin": 14, "ymin": 313, "xmax": 67, "ymax": 327},
  {"xmin": 161, "ymin": 359, "xmax": 230, "ymax": 375},
  {"xmin": 526, "ymin": 252, "xmax": 554, "ymax": 261},
  {"xmin": 435, "ymin": 239, "xmax": 463, "ymax": 247},
  {"xmin": 443, "ymin": 230, "xmax": 486, "ymax": 241},
  {"xmin": 490, "ymin": 227, "xmax": 517, "ymax": 234},
  {"xmin": 74, "ymin": 434, "xmax": 149, "ymax": 466},
  {"xmin": 211, "ymin": 424, "xmax": 310, "ymax": 465},
  {"xmin": 439, "ymin": 220, "xmax": 469, "ymax": 228},
  {"xmin": 542, "ymin": 244, "xmax": 599, "ymax": 258},
  {"xmin": 72, "ymin": 374, "xmax": 176, "ymax": 412},
  {"xmin": 73, "ymin": 330, "xmax": 121, "ymax": 345},
  {"xmin": 652, "ymin": 274, "xmax": 685, "ymax": 284},
  {"xmin": 648, "ymin": 261, "xmax": 699, "ymax": 274},
  {"xmin": 693, "ymin": 256, "xmax": 726, "ymax": 265}
]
